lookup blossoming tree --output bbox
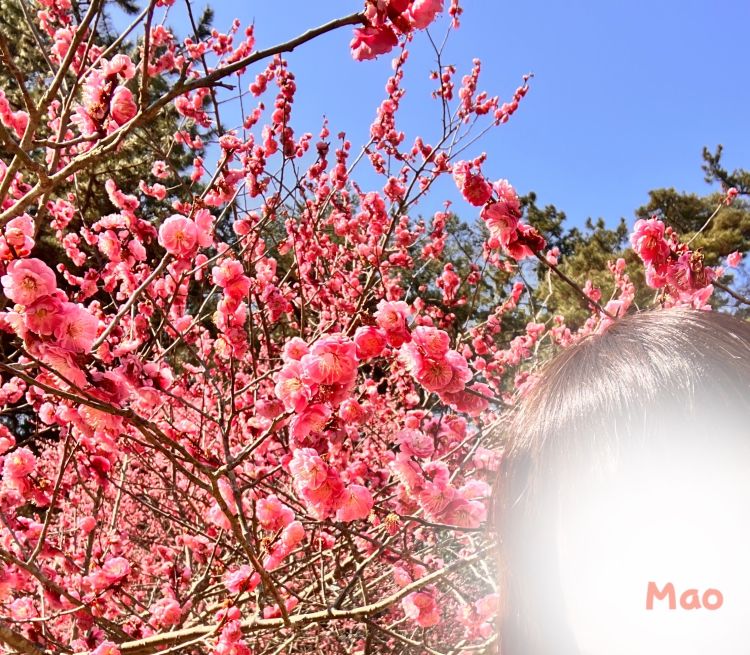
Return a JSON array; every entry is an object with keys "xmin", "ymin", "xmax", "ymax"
[{"xmin": 0, "ymin": 1, "xmax": 746, "ymax": 654}]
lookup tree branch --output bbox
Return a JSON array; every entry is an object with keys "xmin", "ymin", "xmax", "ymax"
[{"xmin": 74, "ymin": 547, "xmax": 490, "ymax": 655}]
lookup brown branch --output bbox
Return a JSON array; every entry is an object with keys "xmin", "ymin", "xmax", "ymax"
[
  {"xmin": 0, "ymin": 623, "xmax": 45, "ymax": 655},
  {"xmin": 533, "ymin": 250, "xmax": 616, "ymax": 319},
  {"xmin": 714, "ymin": 280, "xmax": 750, "ymax": 306},
  {"xmin": 363, "ymin": 617, "xmax": 447, "ymax": 655},
  {"xmin": 163, "ymin": 11, "xmax": 367, "ymax": 109},
  {"xmin": 0, "ymin": 0, "xmax": 102, "ymax": 210},
  {"xmin": 685, "ymin": 199, "xmax": 724, "ymax": 247},
  {"xmin": 72, "ymin": 547, "xmax": 490, "ymax": 655},
  {"xmin": 0, "ymin": 12, "xmax": 367, "ymax": 226},
  {"xmin": 39, "ymin": 0, "xmax": 103, "ymax": 111},
  {"xmin": 207, "ymin": 477, "xmax": 293, "ymax": 628},
  {"xmin": 0, "ymin": 361, "xmax": 214, "ymax": 490},
  {"xmin": 0, "ymin": 33, "xmax": 36, "ymax": 115},
  {"xmin": 139, "ymin": 0, "xmax": 156, "ymax": 109},
  {"xmin": 0, "ymin": 547, "xmax": 130, "ymax": 641},
  {"xmin": 92, "ymin": 254, "xmax": 170, "ymax": 350},
  {"xmin": 0, "ymin": 123, "xmax": 48, "ymax": 180}
]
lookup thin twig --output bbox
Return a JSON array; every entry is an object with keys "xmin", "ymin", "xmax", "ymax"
[{"xmin": 533, "ymin": 250, "xmax": 615, "ymax": 319}]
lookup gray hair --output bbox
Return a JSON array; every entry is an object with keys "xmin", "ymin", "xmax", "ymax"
[{"xmin": 495, "ymin": 307, "xmax": 750, "ymax": 654}]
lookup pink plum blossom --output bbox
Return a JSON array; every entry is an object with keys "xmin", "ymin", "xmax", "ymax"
[
  {"xmin": 110, "ymin": 86, "xmax": 137, "ymax": 125},
  {"xmin": 453, "ymin": 160, "xmax": 492, "ymax": 207},
  {"xmin": 630, "ymin": 217, "xmax": 670, "ymax": 267},
  {"xmin": 397, "ymin": 428, "xmax": 435, "ymax": 459},
  {"xmin": 274, "ymin": 361, "xmax": 313, "ymax": 412},
  {"xmin": 2, "ymin": 258, "xmax": 57, "ymax": 305},
  {"xmin": 409, "ymin": 0, "xmax": 445, "ymax": 29},
  {"xmin": 256, "ymin": 494, "xmax": 294, "ymax": 531},
  {"xmin": 213, "ymin": 259, "xmax": 251, "ymax": 301},
  {"xmin": 158, "ymin": 214, "xmax": 199, "ymax": 258},
  {"xmin": 0, "ymin": 429, "xmax": 15, "ymax": 456},
  {"xmin": 401, "ymin": 333, "xmax": 472, "ymax": 394},
  {"xmin": 494, "ymin": 178, "xmax": 521, "ymax": 213},
  {"xmin": 282, "ymin": 337, "xmax": 310, "ymax": 362},
  {"xmin": 353, "ymin": 325, "xmax": 388, "ymax": 359},
  {"xmin": 24, "ymin": 294, "xmax": 63, "ymax": 335},
  {"xmin": 193, "ymin": 209, "xmax": 214, "ymax": 248},
  {"xmin": 54, "ymin": 303, "xmax": 99, "ymax": 352},
  {"xmin": 440, "ymin": 382, "xmax": 492, "ymax": 416},
  {"xmin": 727, "ymin": 251, "xmax": 743, "ymax": 268},
  {"xmin": 224, "ymin": 565, "xmax": 260, "ymax": 595},
  {"xmin": 440, "ymin": 497, "xmax": 486, "ymax": 528},
  {"xmin": 301, "ymin": 334, "xmax": 358, "ymax": 386},
  {"xmin": 0, "ymin": 3, "xmax": 731, "ymax": 647},
  {"xmin": 290, "ymin": 403, "xmax": 332, "ymax": 442},
  {"xmin": 339, "ymin": 398, "xmax": 366, "ymax": 423},
  {"xmin": 402, "ymin": 590, "xmax": 441, "ymax": 627},
  {"xmin": 411, "ymin": 326, "xmax": 450, "ymax": 358},
  {"xmin": 79, "ymin": 516, "xmax": 97, "ymax": 534},
  {"xmin": 0, "ymin": 214, "xmax": 35, "ymax": 259},
  {"xmin": 149, "ymin": 598, "xmax": 182, "ymax": 627},
  {"xmin": 390, "ymin": 452, "xmax": 425, "ymax": 494},
  {"xmin": 374, "ymin": 300, "xmax": 411, "ymax": 347},
  {"xmin": 481, "ymin": 197, "xmax": 519, "ymax": 241},
  {"xmin": 264, "ymin": 520, "xmax": 306, "ymax": 570},
  {"xmin": 103, "ymin": 54, "xmax": 136, "ymax": 79},
  {"xmin": 299, "ymin": 473, "xmax": 345, "ymax": 520},
  {"xmin": 3, "ymin": 447, "xmax": 36, "ymax": 479},
  {"xmin": 412, "ymin": 354, "xmax": 453, "ymax": 391},
  {"xmin": 91, "ymin": 642, "xmax": 121, "ymax": 655},
  {"xmin": 36, "ymin": 344, "xmax": 88, "ymax": 388},
  {"xmin": 101, "ymin": 556, "xmax": 131, "ymax": 583},
  {"xmin": 503, "ymin": 223, "xmax": 547, "ymax": 261},
  {"xmin": 418, "ymin": 481, "xmax": 455, "ymax": 516},
  {"xmin": 288, "ymin": 448, "xmax": 329, "ymax": 490},
  {"xmin": 335, "ymin": 484, "xmax": 373, "ymax": 522},
  {"xmin": 350, "ymin": 25, "xmax": 398, "ymax": 61},
  {"xmin": 281, "ymin": 520, "xmax": 305, "ymax": 548}
]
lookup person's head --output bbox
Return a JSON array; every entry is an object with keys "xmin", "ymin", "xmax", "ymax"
[{"xmin": 495, "ymin": 307, "xmax": 750, "ymax": 655}]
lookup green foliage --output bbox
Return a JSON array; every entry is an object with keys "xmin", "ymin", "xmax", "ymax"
[
  {"xmin": 399, "ymin": 148, "xmax": 750, "ymax": 341},
  {"xmin": 0, "ymin": 0, "xmax": 198, "ymax": 270},
  {"xmin": 635, "ymin": 188, "xmax": 750, "ymax": 264},
  {"xmin": 703, "ymin": 144, "xmax": 750, "ymax": 196}
]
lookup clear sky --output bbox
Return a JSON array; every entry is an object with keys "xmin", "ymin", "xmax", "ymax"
[{"xmin": 157, "ymin": 0, "xmax": 750, "ymax": 231}]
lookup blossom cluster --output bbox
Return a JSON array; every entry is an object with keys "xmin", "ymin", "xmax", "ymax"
[
  {"xmin": 453, "ymin": 160, "xmax": 547, "ymax": 261},
  {"xmin": 630, "ymin": 216, "xmax": 716, "ymax": 308},
  {"xmin": 1, "ymin": 258, "xmax": 100, "ymax": 369},
  {"xmin": 0, "ymin": 1, "xmax": 744, "ymax": 654},
  {"xmin": 273, "ymin": 305, "xmax": 493, "ymax": 523},
  {"xmin": 350, "ymin": 0, "xmax": 447, "ymax": 61}
]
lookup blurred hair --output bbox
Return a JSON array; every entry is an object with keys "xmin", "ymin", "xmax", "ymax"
[{"xmin": 494, "ymin": 307, "xmax": 750, "ymax": 654}]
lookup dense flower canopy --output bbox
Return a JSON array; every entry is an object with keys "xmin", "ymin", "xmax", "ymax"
[{"xmin": 0, "ymin": 1, "xmax": 744, "ymax": 654}]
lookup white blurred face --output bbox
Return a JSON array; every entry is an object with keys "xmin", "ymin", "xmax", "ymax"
[{"xmin": 555, "ymin": 416, "xmax": 750, "ymax": 655}]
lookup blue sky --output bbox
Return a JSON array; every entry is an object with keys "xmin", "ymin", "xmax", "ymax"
[{"xmin": 150, "ymin": 0, "xmax": 750, "ymax": 231}]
